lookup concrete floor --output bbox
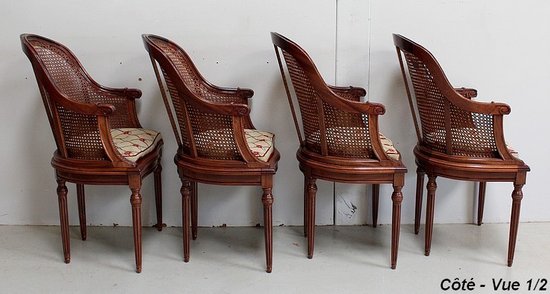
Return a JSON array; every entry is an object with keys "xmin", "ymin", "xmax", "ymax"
[{"xmin": 0, "ymin": 223, "xmax": 548, "ymax": 293}]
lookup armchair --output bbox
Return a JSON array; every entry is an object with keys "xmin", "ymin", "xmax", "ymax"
[
  {"xmin": 21, "ymin": 34, "xmax": 164, "ymax": 273},
  {"xmin": 143, "ymin": 34, "xmax": 280, "ymax": 273},
  {"xmin": 393, "ymin": 34, "xmax": 530, "ymax": 266},
  {"xmin": 272, "ymin": 32, "xmax": 407, "ymax": 269}
]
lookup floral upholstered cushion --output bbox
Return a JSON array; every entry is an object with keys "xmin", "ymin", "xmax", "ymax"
[
  {"xmin": 379, "ymin": 133, "xmax": 400, "ymax": 160},
  {"xmin": 245, "ymin": 129, "xmax": 274, "ymax": 162},
  {"xmin": 110, "ymin": 128, "xmax": 162, "ymax": 163}
]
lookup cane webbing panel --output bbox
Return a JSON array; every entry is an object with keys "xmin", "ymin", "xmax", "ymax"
[
  {"xmin": 281, "ymin": 50, "xmax": 374, "ymax": 158},
  {"xmin": 402, "ymin": 51, "xmax": 498, "ymax": 158},
  {"xmin": 151, "ymin": 38, "xmax": 243, "ymax": 160},
  {"xmin": 28, "ymin": 37, "xmax": 134, "ymax": 160}
]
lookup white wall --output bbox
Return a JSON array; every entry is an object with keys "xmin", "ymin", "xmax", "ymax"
[{"xmin": 0, "ymin": 0, "xmax": 548, "ymax": 227}]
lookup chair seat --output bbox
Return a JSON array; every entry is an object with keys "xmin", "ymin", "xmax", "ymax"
[
  {"xmin": 379, "ymin": 133, "xmax": 400, "ymax": 160},
  {"xmin": 245, "ymin": 129, "xmax": 275, "ymax": 162},
  {"xmin": 197, "ymin": 128, "xmax": 275, "ymax": 162},
  {"xmin": 111, "ymin": 128, "xmax": 162, "ymax": 162},
  {"xmin": 425, "ymin": 128, "xmax": 519, "ymax": 158},
  {"xmin": 310, "ymin": 127, "xmax": 400, "ymax": 160}
]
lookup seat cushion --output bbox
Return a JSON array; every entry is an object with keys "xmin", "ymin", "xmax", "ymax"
[
  {"xmin": 379, "ymin": 133, "xmax": 400, "ymax": 160},
  {"xmin": 425, "ymin": 128, "xmax": 519, "ymax": 158},
  {"xmin": 110, "ymin": 128, "xmax": 162, "ymax": 163},
  {"xmin": 310, "ymin": 127, "xmax": 401, "ymax": 160},
  {"xmin": 245, "ymin": 129, "xmax": 274, "ymax": 162}
]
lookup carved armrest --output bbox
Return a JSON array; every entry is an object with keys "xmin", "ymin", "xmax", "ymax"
[{"xmin": 52, "ymin": 91, "xmax": 132, "ymax": 165}]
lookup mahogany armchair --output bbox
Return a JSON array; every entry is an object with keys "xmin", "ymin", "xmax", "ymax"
[
  {"xmin": 272, "ymin": 32, "xmax": 407, "ymax": 269},
  {"xmin": 393, "ymin": 34, "xmax": 530, "ymax": 266},
  {"xmin": 143, "ymin": 34, "xmax": 280, "ymax": 273},
  {"xmin": 21, "ymin": 34, "xmax": 164, "ymax": 273}
]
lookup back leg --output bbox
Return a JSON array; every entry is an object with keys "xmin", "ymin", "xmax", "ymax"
[
  {"xmin": 477, "ymin": 182, "xmax": 486, "ymax": 226},
  {"xmin": 191, "ymin": 181, "xmax": 198, "ymax": 240},
  {"xmin": 415, "ymin": 169, "xmax": 425, "ymax": 234},
  {"xmin": 372, "ymin": 184, "xmax": 380, "ymax": 228},
  {"xmin": 76, "ymin": 184, "xmax": 87, "ymax": 240}
]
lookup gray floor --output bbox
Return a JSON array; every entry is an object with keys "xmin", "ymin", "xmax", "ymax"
[{"xmin": 0, "ymin": 223, "xmax": 548, "ymax": 293}]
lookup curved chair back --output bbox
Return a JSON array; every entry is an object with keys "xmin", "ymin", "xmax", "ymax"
[
  {"xmin": 272, "ymin": 32, "xmax": 377, "ymax": 159},
  {"xmin": 143, "ymin": 34, "xmax": 252, "ymax": 161},
  {"xmin": 21, "ymin": 34, "xmax": 130, "ymax": 160},
  {"xmin": 394, "ymin": 34, "xmax": 500, "ymax": 158}
]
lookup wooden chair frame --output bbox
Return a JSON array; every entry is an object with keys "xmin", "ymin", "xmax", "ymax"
[
  {"xmin": 143, "ymin": 34, "xmax": 280, "ymax": 273},
  {"xmin": 272, "ymin": 32, "xmax": 407, "ymax": 269},
  {"xmin": 21, "ymin": 34, "xmax": 164, "ymax": 273},
  {"xmin": 393, "ymin": 34, "xmax": 530, "ymax": 266}
]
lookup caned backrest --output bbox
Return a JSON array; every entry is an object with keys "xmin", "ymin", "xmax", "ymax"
[
  {"xmin": 143, "ymin": 35, "xmax": 244, "ymax": 160},
  {"xmin": 394, "ymin": 34, "xmax": 499, "ymax": 158},
  {"xmin": 272, "ymin": 33, "xmax": 374, "ymax": 158},
  {"xmin": 21, "ymin": 34, "xmax": 117, "ymax": 160}
]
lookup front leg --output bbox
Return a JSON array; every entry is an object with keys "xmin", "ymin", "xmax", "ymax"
[
  {"xmin": 262, "ymin": 186, "xmax": 274, "ymax": 273},
  {"xmin": 180, "ymin": 178, "xmax": 191, "ymax": 262},
  {"xmin": 56, "ymin": 177, "xmax": 70, "ymax": 263},
  {"xmin": 390, "ymin": 184, "xmax": 403, "ymax": 269},
  {"xmin": 129, "ymin": 175, "xmax": 142, "ymax": 273}
]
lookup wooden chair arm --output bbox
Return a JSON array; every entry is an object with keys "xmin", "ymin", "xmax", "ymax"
[
  {"xmin": 52, "ymin": 91, "xmax": 132, "ymax": 165},
  {"xmin": 328, "ymin": 85, "xmax": 367, "ymax": 101},
  {"xmin": 53, "ymin": 90, "xmax": 115, "ymax": 116},
  {"xmin": 441, "ymin": 85, "xmax": 510, "ymax": 115},
  {"xmin": 185, "ymin": 90, "xmax": 251, "ymax": 117},
  {"xmin": 455, "ymin": 87, "xmax": 477, "ymax": 99},
  {"xmin": 318, "ymin": 85, "xmax": 385, "ymax": 116}
]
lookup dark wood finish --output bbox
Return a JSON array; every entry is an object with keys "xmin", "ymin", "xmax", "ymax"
[
  {"xmin": 143, "ymin": 34, "xmax": 280, "ymax": 273},
  {"xmin": 191, "ymin": 181, "xmax": 198, "ymax": 240},
  {"xmin": 414, "ymin": 168, "xmax": 425, "ymax": 234},
  {"xmin": 394, "ymin": 34, "xmax": 530, "ymax": 266},
  {"xmin": 477, "ymin": 182, "xmax": 486, "ymax": 226},
  {"xmin": 76, "ymin": 184, "xmax": 87, "ymax": 240},
  {"xmin": 272, "ymin": 32, "xmax": 407, "ymax": 269},
  {"xmin": 372, "ymin": 184, "xmax": 380, "ymax": 227},
  {"xmin": 21, "ymin": 34, "xmax": 164, "ymax": 273}
]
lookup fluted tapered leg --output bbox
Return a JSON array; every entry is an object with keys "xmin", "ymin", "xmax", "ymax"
[
  {"xmin": 477, "ymin": 182, "xmax": 486, "ymax": 226},
  {"xmin": 425, "ymin": 175, "xmax": 437, "ymax": 256},
  {"xmin": 56, "ymin": 178, "xmax": 70, "ymax": 263},
  {"xmin": 76, "ymin": 184, "xmax": 87, "ymax": 240},
  {"xmin": 181, "ymin": 179, "xmax": 191, "ymax": 262},
  {"xmin": 153, "ymin": 164, "xmax": 164, "ymax": 231},
  {"xmin": 391, "ymin": 184, "xmax": 403, "ymax": 269},
  {"xmin": 191, "ymin": 181, "xmax": 198, "ymax": 240},
  {"xmin": 507, "ymin": 184, "xmax": 523, "ymax": 267},
  {"xmin": 262, "ymin": 187, "xmax": 274, "ymax": 273},
  {"xmin": 306, "ymin": 177, "xmax": 317, "ymax": 259},
  {"xmin": 372, "ymin": 184, "xmax": 380, "ymax": 228},
  {"xmin": 129, "ymin": 176, "xmax": 142, "ymax": 273},
  {"xmin": 415, "ymin": 169, "xmax": 425, "ymax": 234}
]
